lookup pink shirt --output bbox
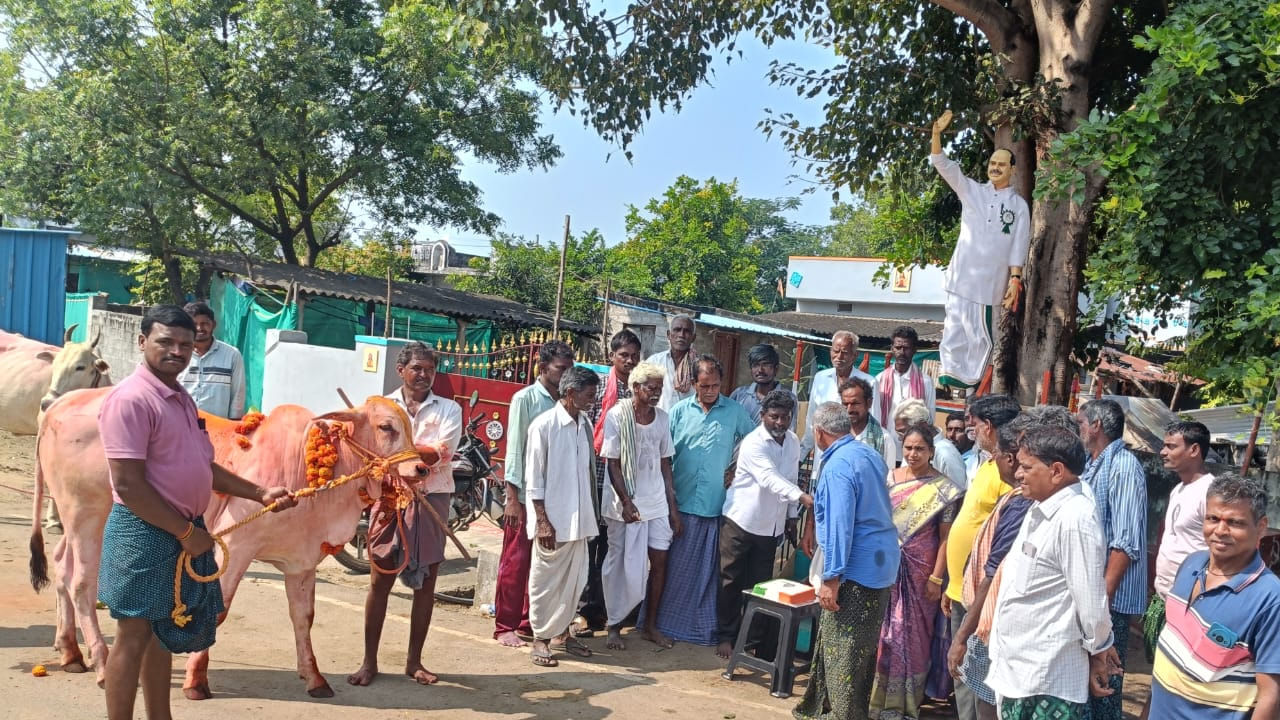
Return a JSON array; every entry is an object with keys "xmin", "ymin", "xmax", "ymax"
[
  {"xmin": 1153, "ymin": 473, "xmax": 1214, "ymax": 598},
  {"xmin": 99, "ymin": 363, "xmax": 215, "ymax": 519}
]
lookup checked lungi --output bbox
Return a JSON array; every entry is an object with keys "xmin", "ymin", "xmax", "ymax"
[
  {"xmin": 646, "ymin": 512, "xmax": 720, "ymax": 646},
  {"xmin": 999, "ymin": 695, "xmax": 1088, "ymax": 720},
  {"xmin": 98, "ymin": 503, "xmax": 225, "ymax": 654}
]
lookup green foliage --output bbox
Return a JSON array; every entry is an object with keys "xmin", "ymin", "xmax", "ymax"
[
  {"xmin": 452, "ymin": 230, "xmax": 606, "ymax": 327},
  {"xmin": 127, "ymin": 256, "xmax": 203, "ymax": 306},
  {"xmin": 0, "ymin": 0, "xmax": 558, "ymax": 271},
  {"xmin": 1049, "ymin": 0, "xmax": 1280, "ymax": 409},
  {"xmin": 315, "ymin": 230, "xmax": 416, "ymax": 280},
  {"xmin": 609, "ymin": 176, "xmax": 763, "ymax": 312}
]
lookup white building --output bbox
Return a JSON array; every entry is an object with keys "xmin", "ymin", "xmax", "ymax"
[{"xmin": 784, "ymin": 256, "xmax": 948, "ymax": 322}]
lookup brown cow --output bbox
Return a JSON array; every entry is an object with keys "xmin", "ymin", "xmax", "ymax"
[{"xmin": 29, "ymin": 388, "xmax": 433, "ymax": 699}]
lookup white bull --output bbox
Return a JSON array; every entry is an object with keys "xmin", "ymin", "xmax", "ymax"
[{"xmin": 0, "ymin": 325, "xmax": 111, "ymax": 435}]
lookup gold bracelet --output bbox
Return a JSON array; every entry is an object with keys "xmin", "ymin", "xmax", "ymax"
[
  {"xmin": 928, "ymin": 574, "xmax": 944, "ymax": 586},
  {"xmin": 177, "ymin": 521, "xmax": 195, "ymax": 541}
]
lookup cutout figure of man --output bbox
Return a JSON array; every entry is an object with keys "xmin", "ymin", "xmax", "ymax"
[{"xmin": 930, "ymin": 110, "xmax": 1031, "ymax": 389}]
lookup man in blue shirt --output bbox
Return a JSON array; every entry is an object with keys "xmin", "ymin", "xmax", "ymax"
[
  {"xmin": 793, "ymin": 402, "xmax": 898, "ymax": 720},
  {"xmin": 653, "ymin": 355, "xmax": 755, "ymax": 647},
  {"xmin": 1078, "ymin": 399, "xmax": 1148, "ymax": 720},
  {"xmin": 1149, "ymin": 473, "xmax": 1280, "ymax": 719}
]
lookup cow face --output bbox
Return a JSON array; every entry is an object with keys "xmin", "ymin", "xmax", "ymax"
[
  {"xmin": 39, "ymin": 329, "xmax": 110, "ymax": 411},
  {"xmin": 318, "ymin": 397, "xmax": 428, "ymax": 482}
]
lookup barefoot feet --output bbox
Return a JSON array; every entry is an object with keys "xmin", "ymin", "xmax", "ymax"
[
  {"xmin": 606, "ymin": 628, "xmax": 626, "ymax": 650},
  {"xmin": 641, "ymin": 627, "xmax": 674, "ymax": 649},
  {"xmin": 346, "ymin": 661, "xmax": 378, "ymax": 686},
  {"xmin": 405, "ymin": 662, "xmax": 438, "ymax": 685},
  {"xmin": 715, "ymin": 641, "xmax": 734, "ymax": 660},
  {"xmin": 496, "ymin": 630, "xmax": 527, "ymax": 648}
]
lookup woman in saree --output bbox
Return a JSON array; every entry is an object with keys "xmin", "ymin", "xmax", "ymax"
[{"xmin": 868, "ymin": 421, "xmax": 963, "ymax": 719}]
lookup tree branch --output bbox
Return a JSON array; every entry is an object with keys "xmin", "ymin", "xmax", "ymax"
[
  {"xmin": 163, "ymin": 159, "xmax": 285, "ymax": 241},
  {"xmin": 928, "ymin": 0, "xmax": 1021, "ymax": 49},
  {"xmin": 1074, "ymin": 0, "xmax": 1117, "ymax": 57}
]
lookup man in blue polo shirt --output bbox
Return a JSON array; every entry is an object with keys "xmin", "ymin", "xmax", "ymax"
[
  {"xmin": 1149, "ymin": 473, "xmax": 1280, "ymax": 719},
  {"xmin": 793, "ymin": 401, "xmax": 898, "ymax": 720}
]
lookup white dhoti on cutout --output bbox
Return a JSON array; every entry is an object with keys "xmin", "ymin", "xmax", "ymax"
[
  {"xmin": 940, "ymin": 292, "xmax": 992, "ymax": 387},
  {"xmin": 528, "ymin": 539, "xmax": 589, "ymax": 640},
  {"xmin": 602, "ymin": 516, "xmax": 673, "ymax": 626}
]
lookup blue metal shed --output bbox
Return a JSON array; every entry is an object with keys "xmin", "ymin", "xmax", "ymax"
[{"xmin": 0, "ymin": 227, "xmax": 73, "ymax": 345}]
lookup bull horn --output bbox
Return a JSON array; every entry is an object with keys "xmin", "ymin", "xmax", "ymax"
[
  {"xmin": 64, "ymin": 324, "xmax": 78, "ymax": 343},
  {"xmin": 90, "ymin": 327, "xmax": 101, "ymax": 349}
]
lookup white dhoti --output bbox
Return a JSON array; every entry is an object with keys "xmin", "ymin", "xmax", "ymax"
[
  {"xmin": 528, "ymin": 538, "xmax": 589, "ymax": 640},
  {"xmin": 602, "ymin": 516, "xmax": 673, "ymax": 626},
  {"xmin": 940, "ymin": 292, "xmax": 992, "ymax": 388}
]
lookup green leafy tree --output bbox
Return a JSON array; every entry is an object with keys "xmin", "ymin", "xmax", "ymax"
[
  {"xmin": 742, "ymin": 197, "xmax": 826, "ymax": 312},
  {"xmin": 316, "ymin": 230, "xmax": 416, "ymax": 281},
  {"xmin": 0, "ymin": 0, "xmax": 558, "ymax": 274},
  {"xmin": 610, "ymin": 176, "xmax": 762, "ymax": 312},
  {"xmin": 1049, "ymin": 0, "xmax": 1280, "ymax": 418},
  {"xmin": 460, "ymin": 0, "xmax": 1166, "ymax": 401},
  {"xmin": 453, "ymin": 230, "xmax": 606, "ymax": 326}
]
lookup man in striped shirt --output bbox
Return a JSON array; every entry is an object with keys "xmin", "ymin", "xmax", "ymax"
[
  {"xmin": 1078, "ymin": 399, "xmax": 1148, "ymax": 720},
  {"xmin": 1149, "ymin": 473, "xmax": 1279, "ymax": 719},
  {"xmin": 178, "ymin": 302, "xmax": 246, "ymax": 419}
]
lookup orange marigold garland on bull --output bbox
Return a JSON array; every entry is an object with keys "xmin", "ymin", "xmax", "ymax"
[
  {"xmin": 232, "ymin": 411, "xmax": 265, "ymax": 450},
  {"xmin": 305, "ymin": 424, "xmax": 340, "ymax": 488}
]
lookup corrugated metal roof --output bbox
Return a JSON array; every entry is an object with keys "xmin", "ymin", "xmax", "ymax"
[
  {"xmin": 1183, "ymin": 403, "xmax": 1275, "ymax": 446},
  {"xmin": 183, "ymin": 250, "xmax": 595, "ymax": 334},
  {"xmin": 756, "ymin": 310, "xmax": 942, "ymax": 344},
  {"xmin": 694, "ymin": 313, "xmax": 829, "ymax": 343}
]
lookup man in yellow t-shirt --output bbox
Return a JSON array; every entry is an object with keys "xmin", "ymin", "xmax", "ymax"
[{"xmin": 942, "ymin": 394, "xmax": 1022, "ymax": 720}]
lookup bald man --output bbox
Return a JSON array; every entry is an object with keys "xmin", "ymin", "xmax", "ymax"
[{"xmin": 930, "ymin": 110, "xmax": 1030, "ymax": 389}]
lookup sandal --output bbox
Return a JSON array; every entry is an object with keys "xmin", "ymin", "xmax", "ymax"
[
  {"xmin": 531, "ymin": 648, "xmax": 558, "ymax": 667},
  {"xmin": 551, "ymin": 637, "xmax": 593, "ymax": 658}
]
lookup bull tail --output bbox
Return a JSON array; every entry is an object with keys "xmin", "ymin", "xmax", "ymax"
[{"xmin": 29, "ymin": 439, "xmax": 48, "ymax": 593}]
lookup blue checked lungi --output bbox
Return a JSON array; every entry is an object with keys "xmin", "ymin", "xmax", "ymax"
[
  {"xmin": 961, "ymin": 633, "xmax": 996, "ymax": 704},
  {"xmin": 99, "ymin": 504, "xmax": 224, "ymax": 654},
  {"xmin": 644, "ymin": 512, "xmax": 720, "ymax": 646}
]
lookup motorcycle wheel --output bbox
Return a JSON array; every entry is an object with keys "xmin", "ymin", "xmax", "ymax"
[{"xmin": 334, "ymin": 513, "xmax": 371, "ymax": 574}]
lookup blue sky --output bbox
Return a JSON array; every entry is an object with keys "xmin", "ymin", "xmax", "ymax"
[{"xmin": 427, "ymin": 37, "xmax": 837, "ymax": 256}]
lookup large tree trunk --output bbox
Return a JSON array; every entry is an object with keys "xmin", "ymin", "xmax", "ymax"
[{"xmin": 999, "ymin": 12, "xmax": 1107, "ymax": 404}]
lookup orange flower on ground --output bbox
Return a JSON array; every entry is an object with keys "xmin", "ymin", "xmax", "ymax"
[{"xmin": 31, "ymin": 665, "xmax": 47, "ymax": 677}]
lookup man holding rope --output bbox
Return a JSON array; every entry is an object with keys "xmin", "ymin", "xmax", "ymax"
[
  {"xmin": 349, "ymin": 341, "xmax": 462, "ymax": 687},
  {"xmin": 99, "ymin": 305, "xmax": 296, "ymax": 720}
]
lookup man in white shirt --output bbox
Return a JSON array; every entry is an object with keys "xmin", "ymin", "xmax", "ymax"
[
  {"xmin": 178, "ymin": 302, "xmax": 246, "ymax": 419},
  {"xmin": 930, "ymin": 110, "xmax": 1031, "ymax": 389},
  {"xmin": 986, "ymin": 426, "xmax": 1121, "ymax": 719},
  {"xmin": 646, "ymin": 314, "xmax": 697, "ymax": 412},
  {"xmin": 600, "ymin": 362, "xmax": 678, "ymax": 652},
  {"xmin": 716, "ymin": 390, "xmax": 813, "ymax": 659},
  {"xmin": 1148, "ymin": 423, "xmax": 1214, "ymax": 652},
  {"xmin": 525, "ymin": 366, "xmax": 601, "ymax": 668},
  {"xmin": 349, "ymin": 342, "xmax": 462, "ymax": 688},
  {"xmin": 801, "ymin": 330, "xmax": 876, "ymax": 465},
  {"xmin": 873, "ymin": 325, "xmax": 936, "ymax": 428}
]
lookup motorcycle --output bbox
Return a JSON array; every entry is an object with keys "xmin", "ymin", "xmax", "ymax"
[{"xmin": 334, "ymin": 391, "xmax": 506, "ymax": 573}]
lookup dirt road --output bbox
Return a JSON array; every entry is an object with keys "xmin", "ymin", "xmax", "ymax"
[{"xmin": 0, "ymin": 429, "xmax": 1151, "ymax": 718}]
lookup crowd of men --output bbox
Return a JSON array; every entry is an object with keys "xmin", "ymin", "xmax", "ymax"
[{"xmin": 98, "ymin": 305, "xmax": 1277, "ymax": 720}]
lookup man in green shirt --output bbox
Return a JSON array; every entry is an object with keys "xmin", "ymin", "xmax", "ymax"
[{"xmin": 493, "ymin": 340, "xmax": 575, "ymax": 647}]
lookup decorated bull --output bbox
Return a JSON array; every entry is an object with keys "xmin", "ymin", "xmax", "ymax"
[
  {"xmin": 29, "ymin": 388, "xmax": 432, "ymax": 699},
  {"xmin": 0, "ymin": 325, "xmax": 111, "ymax": 435}
]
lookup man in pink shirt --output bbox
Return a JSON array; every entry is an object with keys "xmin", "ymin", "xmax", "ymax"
[{"xmin": 98, "ymin": 305, "xmax": 295, "ymax": 720}]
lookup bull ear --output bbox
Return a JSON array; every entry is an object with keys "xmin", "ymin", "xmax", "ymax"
[
  {"xmin": 36, "ymin": 350, "xmax": 55, "ymax": 363},
  {"xmin": 64, "ymin": 324, "xmax": 78, "ymax": 343},
  {"xmin": 90, "ymin": 328, "xmax": 101, "ymax": 349}
]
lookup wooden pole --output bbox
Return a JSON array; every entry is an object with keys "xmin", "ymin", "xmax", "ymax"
[
  {"xmin": 600, "ymin": 277, "xmax": 612, "ymax": 361},
  {"xmin": 552, "ymin": 214, "xmax": 570, "ymax": 334},
  {"xmin": 383, "ymin": 266, "xmax": 393, "ymax": 338}
]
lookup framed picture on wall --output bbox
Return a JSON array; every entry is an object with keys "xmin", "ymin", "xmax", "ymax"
[{"xmin": 891, "ymin": 267, "xmax": 912, "ymax": 293}]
